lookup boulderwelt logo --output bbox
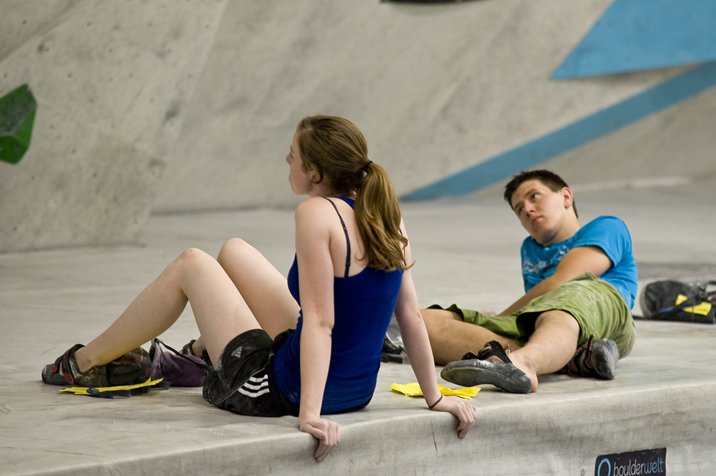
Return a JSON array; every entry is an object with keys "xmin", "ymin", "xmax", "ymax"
[{"xmin": 595, "ymin": 448, "xmax": 666, "ymax": 476}]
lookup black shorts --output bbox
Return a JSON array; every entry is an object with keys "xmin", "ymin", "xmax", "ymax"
[{"xmin": 202, "ymin": 329, "xmax": 297, "ymax": 417}]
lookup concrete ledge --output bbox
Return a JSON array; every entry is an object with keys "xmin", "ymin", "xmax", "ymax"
[
  {"xmin": 5, "ymin": 334, "xmax": 716, "ymax": 475},
  {"xmin": 3, "ymin": 190, "xmax": 715, "ymax": 475}
]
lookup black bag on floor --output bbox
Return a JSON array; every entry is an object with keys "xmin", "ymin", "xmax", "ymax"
[
  {"xmin": 106, "ymin": 347, "xmax": 153, "ymax": 385},
  {"xmin": 638, "ymin": 280, "xmax": 716, "ymax": 324}
]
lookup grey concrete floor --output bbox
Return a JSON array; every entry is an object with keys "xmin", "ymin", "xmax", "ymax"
[{"xmin": 2, "ymin": 183, "xmax": 716, "ymax": 475}]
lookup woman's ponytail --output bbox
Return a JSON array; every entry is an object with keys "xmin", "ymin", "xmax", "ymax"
[
  {"xmin": 295, "ymin": 115, "xmax": 410, "ymax": 270},
  {"xmin": 354, "ymin": 162, "xmax": 409, "ymax": 271}
]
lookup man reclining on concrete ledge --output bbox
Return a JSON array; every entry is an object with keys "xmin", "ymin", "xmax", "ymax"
[{"xmin": 423, "ymin": 169, "xmax": 637, "ymax": 393}]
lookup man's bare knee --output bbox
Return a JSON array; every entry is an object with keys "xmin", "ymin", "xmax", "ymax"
[
  {"xmin": 423, "ymin": 309, "xmax": 460, "ymax": 342},
  {"xmin": 534, "ymin": 310, "xmax": 580, "ymax": 334},
  {"xmin": 422, "ymin": 308, "xmax": 461, "ymax": 324},
  {"xmin": 421, "ymin": 309, "xmax": 469, "ymax": 364},
  {"xmin": 521, "ymin": 310, "xmax": 580, "ymax": 373}
]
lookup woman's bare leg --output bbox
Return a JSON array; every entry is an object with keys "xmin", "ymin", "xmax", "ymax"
[
  {"xmin": 73, "ymin": 248, "xmax": 270, "ymax": 371},
  {"xmin": 217, "ymin": 238, "xmax": 300, "ymax": 338}
]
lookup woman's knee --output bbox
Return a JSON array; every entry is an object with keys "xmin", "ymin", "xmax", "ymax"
[
  {"xmin": 176, "ymin": 247, "xmax": 214, "ymax": 271},
  {"xmin": 217, "ymin": 237, "xmax": 251, "ymax": 266}
]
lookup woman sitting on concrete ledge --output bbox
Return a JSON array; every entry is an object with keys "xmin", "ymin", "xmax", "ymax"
[{"xmin": 41, "ymin": 115, "xmax": 476, "ymax": 462}]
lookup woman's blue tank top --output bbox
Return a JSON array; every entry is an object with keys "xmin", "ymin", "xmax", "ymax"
[{"xmin": 271, "ymin": 196, "xmax": 404, "ymax": 414}]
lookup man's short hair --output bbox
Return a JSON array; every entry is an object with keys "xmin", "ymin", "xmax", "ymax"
[{"xmin": 503, "ymin": 169, "xmax": 578, "ymax": 218}]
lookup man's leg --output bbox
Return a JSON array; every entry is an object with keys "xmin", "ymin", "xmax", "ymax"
[
  {"xmin": 422, "ymin": 308, "xmax": 520, "ymax": 365},
  {"xmin": 506, "ymin": 310, "xmax": 579, "ymax": 392}
]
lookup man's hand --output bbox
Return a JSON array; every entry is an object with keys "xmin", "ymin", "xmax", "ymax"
[
  {"xmin": 430, "ymin": 395, "xmax": 477, "ymax": 439},
  {"xmin": 299, "ymin": 416, "xmax": 340, "ymax": 462}
]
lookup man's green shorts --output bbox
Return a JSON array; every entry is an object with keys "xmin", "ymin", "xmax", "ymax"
[{"xmin": 429, "ymin": 273, "xmax": 635, "ymax": 358}]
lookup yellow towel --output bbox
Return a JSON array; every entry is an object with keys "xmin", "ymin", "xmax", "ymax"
[
  {"xmin": 390, "ymin": 382, "xmax": 479, "ymax": 399},
  {"xmin": 60, "ymin": 378, "xmax": 164, "ymax": 398}
]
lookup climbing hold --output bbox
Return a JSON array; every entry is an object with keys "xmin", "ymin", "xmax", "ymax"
[{"xmin": 0, "ymin": 84, "xmax": 37, "ymax": 165}]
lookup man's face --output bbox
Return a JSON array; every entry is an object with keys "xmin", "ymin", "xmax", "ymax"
[{"xmin": 509, "ymin": 179, "xmax": 573, "ymax": 245}]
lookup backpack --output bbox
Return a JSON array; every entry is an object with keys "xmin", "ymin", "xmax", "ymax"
[
  {"xmin": 638, "ymin": 280, "xmax": 716, "ymax": 324},
  {"xmin": 149, "ymin": 338, "xmax": 209, "ymax": 387}
]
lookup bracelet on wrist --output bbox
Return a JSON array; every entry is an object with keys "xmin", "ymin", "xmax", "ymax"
[{"xmin": 427, "ymin": 394, "xmax": 443, "ymax": 410}]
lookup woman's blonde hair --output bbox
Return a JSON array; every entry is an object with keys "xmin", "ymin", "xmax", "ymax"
[{"xmin": 295, "ymin": 115, "xmax": 409, "ymax": 270}]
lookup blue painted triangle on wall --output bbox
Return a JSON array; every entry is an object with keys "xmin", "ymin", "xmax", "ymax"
[{"xmin": 553, "ymin": 0, "xmax": 716, "ymax": 79}]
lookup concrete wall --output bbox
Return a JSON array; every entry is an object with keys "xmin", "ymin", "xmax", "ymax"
[
  {"xmin": 153, "ymin": 0, "xmax": 679, "ymax": 212},
  {"xmin": 1, "ymin": 0, "xmax": 714, "ymax": 252},
  {"xmin": 470, "ymin": 67, "xmax": 716, "ymax": 201},
  {"xmin": 0, "ymin": 0, "xmax": 227, "ymax": 252},
  {"xmin": 529, "ymin": 84, "xmax": 716, "ymax": 192}
]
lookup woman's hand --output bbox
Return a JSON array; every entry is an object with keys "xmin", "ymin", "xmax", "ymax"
[
  {"xmin": 430, "ymin": 395, "xmax": 476, "ymax": 439},
  {"xmin": 299, "ymin": 416, "xmax": 340, "ymax": 462}
]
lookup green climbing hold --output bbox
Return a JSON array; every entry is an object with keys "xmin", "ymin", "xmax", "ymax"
[{"xmin": 0, "ymin": 84, "xmax": 37, "ymax": 165}]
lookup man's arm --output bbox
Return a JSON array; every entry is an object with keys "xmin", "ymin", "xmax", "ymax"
[{"xmin": 499, "ymin": 246, "xmax": 612, "ymax": 316}]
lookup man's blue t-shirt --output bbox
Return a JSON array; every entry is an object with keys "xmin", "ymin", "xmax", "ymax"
[{"xmin": 520, "ymin": 216, "xmax": 638, "ymax": 309}]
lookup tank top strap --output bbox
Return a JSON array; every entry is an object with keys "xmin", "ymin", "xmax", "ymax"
[{"xmin": 322, "ymin": 197, "xmax": 351, "ymax": 277}]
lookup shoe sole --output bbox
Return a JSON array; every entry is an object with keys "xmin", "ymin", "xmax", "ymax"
[
  {"xmin": 441, "ymin": 359, "xmax": 532, "ymax": 394},
  {"xmin": 590, "ymin": 340, "xmax": 619, "ymax": 380}
]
